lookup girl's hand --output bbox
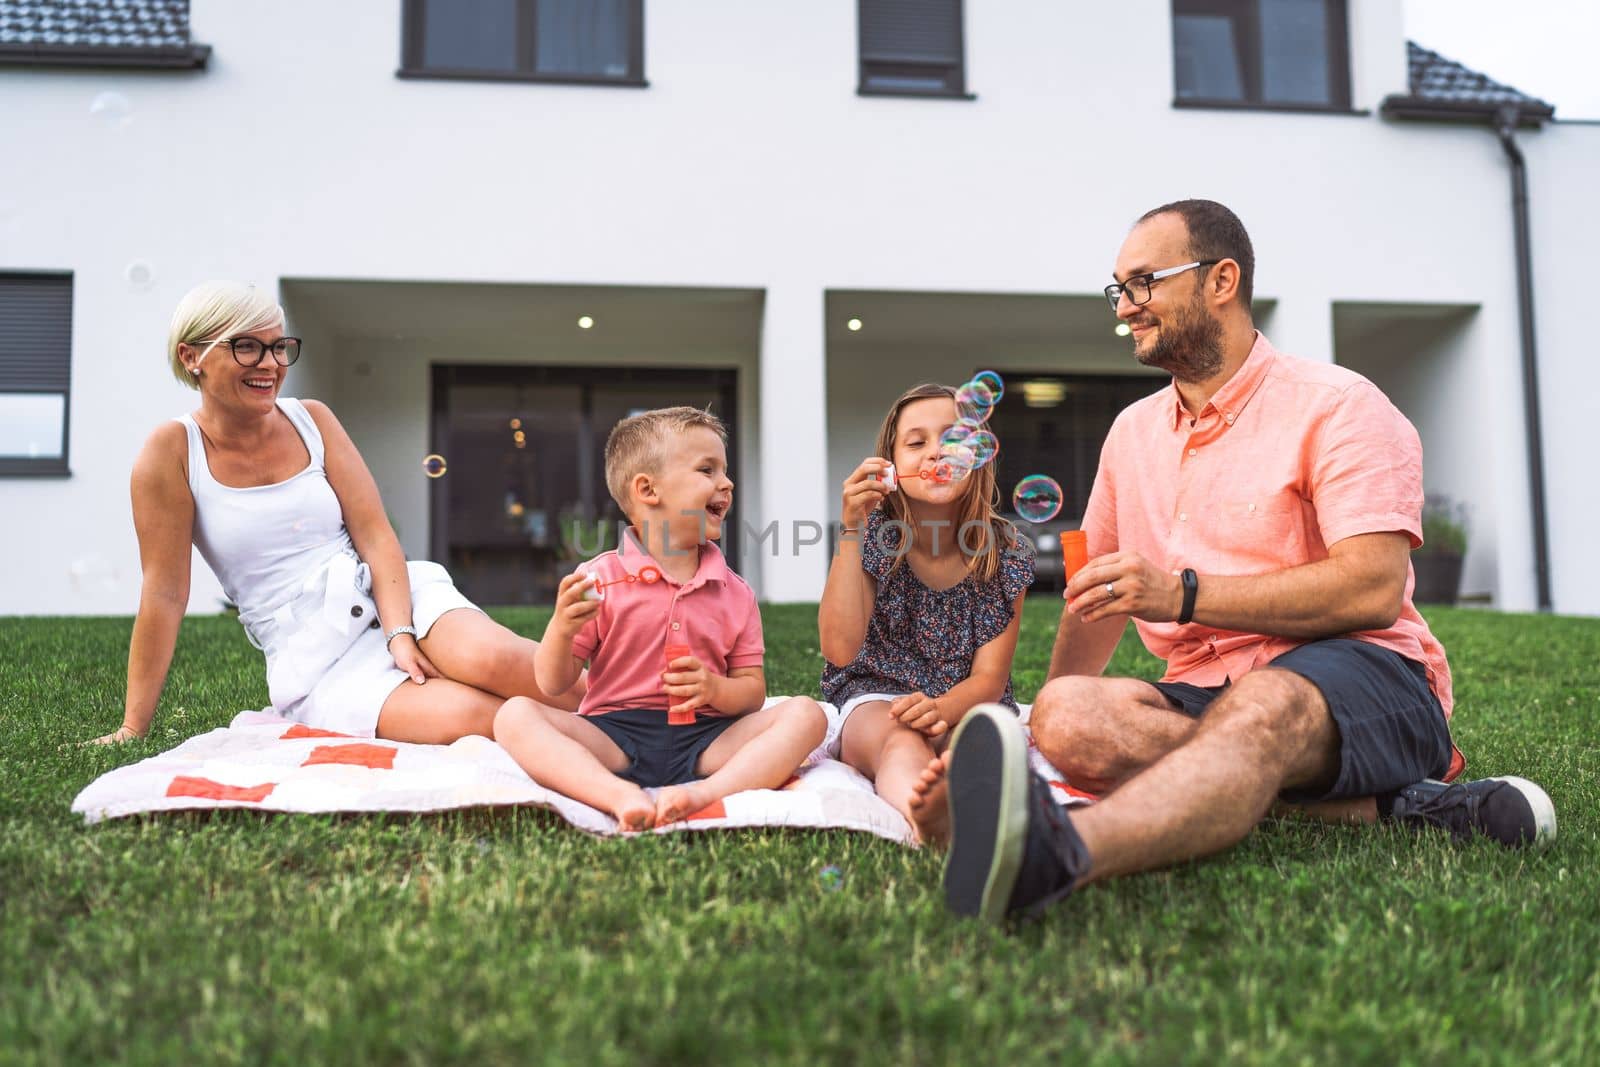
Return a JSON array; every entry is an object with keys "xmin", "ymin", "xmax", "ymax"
[
  {"xmin": 663, "ymin": 655, "xmax": 719, "ymax": 718},
  {"xmin": 552, "ymin": 572, "xmax": 604, "ymax": 638},
  {"xmin": 389, "ymin": 635, "xmax": 441, "ymax": 686},
  {"xmin": 841, "ymin": 457, "xmax": 893, "ymax": 529},
  {"xmin": 889, "ymin": 691, "xmax": 948, "ymax": 737}
]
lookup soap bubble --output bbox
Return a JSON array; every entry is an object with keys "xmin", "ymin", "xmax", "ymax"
[
  {"xmin": 819, "ymin": 865, "xmax": 844, "ymax": 891},
  {"xmin": 125, "ymin": 260, "xmax": 155, "ymax": 290},
  {"xmin": 973, "ymin": 370, "xmax": 1004, "ymax": 401},
  {"xmin": 89, "ymin": 91, "xmax": 132, "ymax": 126},
  {"xmin": 955, "ymin": 381, "xmax": 996, "ymax": 422},
  {"xmin": 422, "ymin": 454, "xmax": 447, "ymax": 478},
  {"xmin": 965, "ymin": 430, "xmax": 998, "ymax": 468},
  {"xmin": 1013, "ymin": 475, "xmax": 1064, "ymax": 523},
  {"xmin": 940, "ymin": 441, "xmax": 977, "ymax": 472}
]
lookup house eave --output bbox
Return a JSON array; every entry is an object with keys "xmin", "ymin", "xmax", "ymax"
[{"xmin": 0, "ymin": 41, "xmax": 210, "ymax": 70}]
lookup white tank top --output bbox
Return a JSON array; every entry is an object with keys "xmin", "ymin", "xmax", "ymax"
[{"xmin": 179, "ymin": 398, "xmax": 356, "ymax": 649}]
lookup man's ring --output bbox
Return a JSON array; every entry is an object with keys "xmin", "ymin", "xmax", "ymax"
[{"xmin": 1105, "ymin": 582, "xmax": 1116, "ymax": 598}]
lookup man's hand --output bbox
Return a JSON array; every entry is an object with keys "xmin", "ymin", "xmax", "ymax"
[
  {"xmin": 888, "ymin": 691, "xmax": 948, "ymax": 738},
  {"xmin": 1067, "ymin": 551, "xmax": 1184, "ymax": 625},
  {"xmin": 663, "ymin": 655, "xmax": 721, "ymax": 718},
  {"xmin": 388, "ymin": 635, "xmax": 441, "ymax": 686}
]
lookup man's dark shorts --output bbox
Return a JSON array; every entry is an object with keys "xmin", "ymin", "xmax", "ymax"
[
  {"xmin": 1151, "ymin": 638, "xmax": 1454, "ymax": 803},
  {"xmin": 589, "ymin": 708, "xmax": 741, "ymax": 788}
]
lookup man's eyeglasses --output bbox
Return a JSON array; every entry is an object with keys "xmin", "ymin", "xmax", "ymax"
[
  {"xmin": 1104, "ymin": 261, "xmax": 1218, "ymax": 312},
  {"xmin": 204, "ymin": 337, "xmax": 303, "ymax": 368}
]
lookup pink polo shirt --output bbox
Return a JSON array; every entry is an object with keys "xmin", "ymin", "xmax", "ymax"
[
  {"xmin": 570, "ymin": 530, "xmax": 765, "ymax": 717},
  {"xmin": 1081, "ymin": 332, "xmax": 1454, "ymax": 717}
]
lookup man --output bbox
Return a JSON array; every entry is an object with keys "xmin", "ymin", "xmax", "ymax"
[{"xmin": 922, "ymin": 199, "xmax": 1556, "ymax": 924}]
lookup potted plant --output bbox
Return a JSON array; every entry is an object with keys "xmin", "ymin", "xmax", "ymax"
[{"xmin": 1412, "ymin": 494, "xmax": 1468, "ymax": 605}]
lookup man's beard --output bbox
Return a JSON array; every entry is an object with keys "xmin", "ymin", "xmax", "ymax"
[{"xmin": 1131, "ymin": 290, "xmax": 1225, "ymax": 384}]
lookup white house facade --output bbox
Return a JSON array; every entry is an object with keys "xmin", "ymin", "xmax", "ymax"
[{"xmin": 2, "ymin": 0, "xmax": 1597, "ymax": 616}]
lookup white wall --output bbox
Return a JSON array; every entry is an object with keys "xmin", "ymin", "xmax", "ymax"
[
  {"xmin": 0, "ymin": 0, "xmax": 1582, "ymax": 612},
  {"xmin": 1333, "ymin": 305, "xmax": 1498, "ymax": 598},
  {"xmin": 1526, "ymin": 121, "xmax": 1600, "ymax": 616}
]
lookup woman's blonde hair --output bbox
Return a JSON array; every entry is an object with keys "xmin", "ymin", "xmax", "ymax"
[
  {"xmin": 167, "ymin": 281, "xmax": 285, "ymax": 389},
  {"xmin": 873, "ymin": 382, "xmax": 1019, "ymax": 585}
]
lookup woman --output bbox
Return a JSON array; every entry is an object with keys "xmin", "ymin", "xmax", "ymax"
[{"xmin": 90, "ymin": 280, "xmax": 580, "ymax": 744}]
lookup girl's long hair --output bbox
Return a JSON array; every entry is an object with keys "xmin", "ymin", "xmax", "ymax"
[{"xmin": 873, "ymin": 383, "xmax": 1019, "ymax": 585}]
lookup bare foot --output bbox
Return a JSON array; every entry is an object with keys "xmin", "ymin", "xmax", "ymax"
[
  {"xmin": 610, "ymin": 786, "xmax": 656, "ymax": 832},
  {"xmin": 655, "ymin": 782, "xmax": 716, "ymax": 825},
  {"xmin": 906, "ymin": 751, "xmax": 952, "ymax": 846}
]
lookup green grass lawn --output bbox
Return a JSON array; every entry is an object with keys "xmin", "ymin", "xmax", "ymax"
[{"xmin": 3, "ymin": 600, "xmax": 1598, "ymax": 1064}]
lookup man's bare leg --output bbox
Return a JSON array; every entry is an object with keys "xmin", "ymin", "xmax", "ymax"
[
  {"xmin": 1029, "ymin": 675, "xmax": 1198, "ymax": 793},
  {"xmin": 1032, "ymin": 674, "xmax": 1377, "ymax": 823},
  {"xmin": 1069, "ymin": 668, "xmax": 1342, "ymax": 884}
]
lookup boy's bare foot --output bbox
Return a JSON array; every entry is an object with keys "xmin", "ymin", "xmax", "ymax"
[
  {"xmin": 610, "ymin": 787, "xmax": 657, "ymax": 832},
  {"xmin": 906, "ymin": 751, "xmax": 952, "ymax": 846},
  {"xmin": 655, "ymin": 782, "xmax": 716, "ymax": 825}
]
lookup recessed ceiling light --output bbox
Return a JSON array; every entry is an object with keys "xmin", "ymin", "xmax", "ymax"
[
  {"xmin": 578, "ymin": 315, "xmax": 594, "ymax": 329},
  {"xmin": 1115, "ymin": 323, "xmax": 1131, "ymax": 337},
  {"xmin": 1021, "ymin": 380, "xmax": 1067, "ymax": 408},
  {"xmin": 847, "ymin": 318, "xmax": 863, "ymax": 332}
]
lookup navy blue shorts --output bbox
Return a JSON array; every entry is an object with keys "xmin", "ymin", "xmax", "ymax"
[
  {"xmin": 1151, "ymin": 638, "xmax": 1454, "ymax": 803},
  {"xmin": 589, "ymin": 708, "xmax": 741, "ymax": 788}
]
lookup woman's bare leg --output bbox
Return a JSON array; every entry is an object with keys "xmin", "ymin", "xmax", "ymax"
[{"xmin": 418, "ymin": 608, "xmax": 586, "ymax": 710}]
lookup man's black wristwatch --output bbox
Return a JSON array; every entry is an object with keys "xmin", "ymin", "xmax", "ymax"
[{"xmin": 1178, "ymin": 568, "xmax": 1198, "ymax": 625}]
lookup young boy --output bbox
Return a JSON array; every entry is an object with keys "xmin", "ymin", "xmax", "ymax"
[{"xmin": 493, "ymin": 406, "xmax": 827, "ymax": 830}]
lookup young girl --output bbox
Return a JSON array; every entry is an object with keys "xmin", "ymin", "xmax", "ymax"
[{"xmin": 818, "ymin": 383, "xmax": 1034, "ymax": 844}]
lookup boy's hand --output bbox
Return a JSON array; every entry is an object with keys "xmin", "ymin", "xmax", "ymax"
[
  {"xmin": 550, "ymin": 571, "xmax": 603, "ymax": 639},
  {"xmin": 841, "ymin": 457, "xmax": 893, "ymax": 530},
  {"xmin": 663, "ymin": 655, "xmax": 720, "ymax": 718},
  {"xmin": 889, "ymin": 691, "xmax": 948, "ymax": 738}
]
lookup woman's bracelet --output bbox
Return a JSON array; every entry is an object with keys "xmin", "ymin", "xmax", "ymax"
[{"xmin": 385, "ymin": 625, "xmax": 418, "ymax": 648}]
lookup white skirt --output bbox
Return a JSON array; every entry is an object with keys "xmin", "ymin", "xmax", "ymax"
[{"xmin": 258, "ymin": 556, "xmax": 479, "ymax": 737}]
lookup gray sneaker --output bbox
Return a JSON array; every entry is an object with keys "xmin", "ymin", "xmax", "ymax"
[
  {"xmin": 1390, "ymin": 776, "xmax": 1556, "ymax": 848},
  {"xmin": 942, "ymin": 705, "xmax": 1089, "ymax": 923}
]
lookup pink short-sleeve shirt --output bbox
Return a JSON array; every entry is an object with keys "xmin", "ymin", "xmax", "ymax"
[
  {"xmin": 570, "ymin": 530, "xmax": 765, "ymax": 716},
  {"xmin": 1081, "ymin": 332, "xmax": 1454, "ymax": 717}
]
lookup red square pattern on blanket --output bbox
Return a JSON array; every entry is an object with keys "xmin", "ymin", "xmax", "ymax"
[
  {"xmin": 166, "ymin": 776, "xmax": 276, "ymax": 803},
  {"xmin": 302, "ymin": 744, "xmax": 398, "ymax": 770},
  {"xmin": 687, "ymin": 799, "xmax": 727, "ymax": 821},
  {"xmin": 281, "ymin": 724, "xmax": 354, "ymax": 740}
]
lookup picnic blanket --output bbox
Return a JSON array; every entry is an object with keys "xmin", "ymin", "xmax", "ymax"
[{"xmin": 71, "ymin": 700, "xmax": 1091, "ymax": 843}]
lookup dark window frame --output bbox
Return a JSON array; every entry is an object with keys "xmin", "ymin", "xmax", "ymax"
[
  {"xmin": 398, "ymin": 0, "xmax": 647, "ymax": 88},
  {"xmin": 428, "ymin": 363, "xmax": 739, "ymax": 605},
  {"xmin": 1170, "ymin": 0, "xmax": 1354, "ymax": 114},
  {"xmin": 857, "ymin": 0, "xmax": 974, "ymax": 101},
  {"xmin": 0, "ymin": 271, "xmax": 73, "ymax": 478}
]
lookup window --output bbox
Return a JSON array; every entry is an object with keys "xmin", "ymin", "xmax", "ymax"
[
  {"xmin": 858, "ymin": 0, "xmax": 970, "ymax": 99},
  {"xmin": 400, "ymin": 0, "xmax": 645, "ymax": 86},
  {"xmin": 0, "ymin": 273, "xmax": 72, "ymax": 476},
  {"xmin": 986, "ymin": 372, "xmax": 1162, "ymax": 526},
  {"xmin": 429, "ymin": 364, "xmax": 737, "ymax": 605},
  {"xmin": 1172, "ymin": 0, "xmax": 1351, "ymax": 111}
]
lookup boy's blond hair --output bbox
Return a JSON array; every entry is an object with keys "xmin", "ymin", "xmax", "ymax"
[
  {"xmin": 167, "ymin": 280, "xmax": 285, "ymax": 389},
  {"xmin": 604, "ymin": 406, "xmax": 728, "ymax": 518}
]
